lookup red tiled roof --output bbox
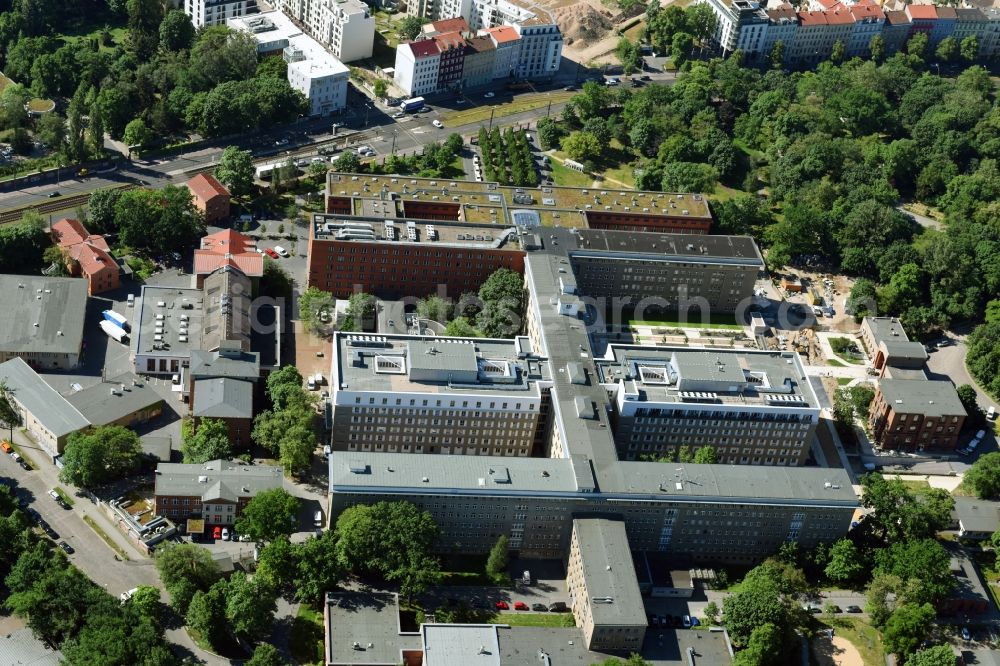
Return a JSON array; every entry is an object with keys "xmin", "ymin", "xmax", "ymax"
[
  {"xmin": 483, "ymin": 26, "xmax": 520, "ymax": 44},
  {"xmin": 885, "ymin": 10, "xmax": 911, "ymax": 24},
  {"xmin": 51, "ymin": 218, "xmax": 116, "ymax": 279},
  {"xmin": 850, "ymin": 1, "xmax": 885, "ymax": 21},
  {"xmin": 429, "ymin": 17, "xmax": 470, "ymax": 33},
  {"xmin": 814, "ymin": 0, "xmax": 841, "ymax": 11},
  {"xmin": 433, "ymin": 31, "xmax": 466, "ymax": 51},
  {"xmin": 187, "ymin": 173, "xmax": 230, "ymax": 202},
  {"xmin": 825, "ymin": 8, "xmax": 856, "ymax": 24},
  {"xmin": 200, "ymin": 229, "xmax": 256, "ymax": 255},
  {"xmin": 194, "ymin": 228, "xmax": 263, "ymax": 277},
  {"xmin": 406, "ymin": 39, "xmax": 440, "ymax": 58},
  {"xmin": 905, "ymin": 4, "xmax": 937, "ymax": 20},
  {"xmin": 797, "ymin": 10, "xmax": 829, "ymax": 25},
  {"xmin": 51, "ymin": 218, "xmax": 89, "ymax": 247}
]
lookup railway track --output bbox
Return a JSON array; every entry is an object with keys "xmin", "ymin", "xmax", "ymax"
[{"xmin": 0, "ymin": 184, "xmax": 135, "ymax": 225}]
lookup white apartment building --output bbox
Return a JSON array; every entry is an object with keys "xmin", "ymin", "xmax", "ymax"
[
  {"xmin": 512, "ymin": 20, "xmax": 562, "ymax": 79},
  {"xmin": 275, "ymin": 0, "xmax": 374, "ymax": 62},
  {"xmin": 184, "ymin": 0, "xmax": 257, "ymax": 28},
  {"xmin": 229, "ymin": 12, "xmax": 349, "ymax": 115},
  {"xmin": 847, "ymin": 0, "xmax": 884, "ymax": 57},
  {"xmin": 393, "ymin": 40, "xmax": 441, "ymax": 96},
  {"xmin": 698, "ymin": 0, "xmax": 770, "ymax": 56}
]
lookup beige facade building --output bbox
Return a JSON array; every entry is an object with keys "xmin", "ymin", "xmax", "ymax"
[{"xmin": 566, "ymin": 518, "xmax": 647, "ymax": 651}]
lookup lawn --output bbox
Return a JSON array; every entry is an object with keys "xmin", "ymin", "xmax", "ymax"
[
  {"xmin": 601, "ymin": 162, "xmax": 635, "ymax": 188},
  {"xmin": 549, "ymin": 158, "xmax": 592, "ymax": 187},
  {"xmin": 5, "ymin": 438, "xmax": 37, "ymax": 469},
  {"xmin": 82, "ymin": 515, "xmax": 129, "ymax": 560},
  {"xmin": 623, "ymin": 19, "xmax": 646, "ymax": 42},
  {"xmin": 53, "ymin": 486, "xmax": 75, "ymax": 507},
  {"xmin": 827, "ymin": 359, "xmax": 847, "ymax": 367},
  {"xmin": 442, "ymin": 91, "xmax": 575, "ymax": 126},
  {"xmin": 488, "ymin": 612, "xmax": 575, "ymax": 628},
  {"xmin": 814, "ymin": 617, "xmax": 885, "ymax": 666},
  {"xmin": 291, "ymin": 605, "xmax": 325, "ymax": 666},
  {"xmin": 629, "ymin": 315, "xmax": 742, "ymax": 330},
  {"xmin": 837, "ymin": 377, "xmax": 853, "ymax": 386}
]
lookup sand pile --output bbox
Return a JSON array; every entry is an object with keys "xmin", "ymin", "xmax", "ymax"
[{"xmin": 552, "ymin": 4, "xmax": 614, "ymax": 45}]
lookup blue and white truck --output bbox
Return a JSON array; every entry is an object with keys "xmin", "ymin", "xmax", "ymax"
[
  {"xmin": 102, "ymin": 309, "xmax": 129, "ymax": 332},
  {"xmin": 399, "ymin": 97, "xmax": 425, "ymax": 113}
]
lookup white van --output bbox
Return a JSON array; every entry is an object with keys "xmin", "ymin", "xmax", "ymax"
[
  {"xmin": 314, "ymin": 510, "xmax": 324, "ymax": 527},
  {"xmin": 307, "ymin": 375, "xmax": 317, "ymax": 390},
  {"xmin": 313, "ymin": 372, "xmax": 323, "ymax": 387},
  {"xmin": 988, "ymin": 406, "xmax": 997, "ymax": 421}
]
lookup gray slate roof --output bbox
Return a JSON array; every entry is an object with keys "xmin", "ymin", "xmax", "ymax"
[
  {"xmin": 0, "ymin": 275, "xmax": 87, "ymax": 356},
  {"xmin": 572, "ymin": 518, "xmax": 647, "ymax": 627},
  {"xmin": 954, "ymin": 497, "xmax": 1000, "ymax": 534},
  {"xmin": 878, "ymin": 378, "xmax": 967, "ymax": 418},
  {"xmin": 192, "ymin": 378, "xmax": 253, "ymax": 419},
  {"xmin": 155, "ymin": 459, "xmax": 282, "ymax": 501},
  {"xmin": 65, "ymin": 374, "xmax": 164, "ymax": 426},
  {"xmin": 0, "ymin": 627, "xmax": 63, "ymax": 666},
  {"xmin": 189, "ymin": 348, "xmax": 260, "ymax": 380},
  {"xmin": 0, "ymin": 357, "xmax": 88, "ymax": 437}
]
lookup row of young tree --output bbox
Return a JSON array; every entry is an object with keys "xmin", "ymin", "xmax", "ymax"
[
  {"xmin": 477, "ymin": 126, "xmax": 539, "ymax": 187},
  {"xmin": 0, "ymin": 483, "xmax": 179, "ymax": 665},
  {"xmin": 0, "ymin": 0, "xmax": 307, "ymax": 162}
]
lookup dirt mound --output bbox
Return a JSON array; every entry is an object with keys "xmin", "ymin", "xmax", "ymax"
[{"xmin": 552, "ymin": 3, "xmax": 614, "ymax": 46}]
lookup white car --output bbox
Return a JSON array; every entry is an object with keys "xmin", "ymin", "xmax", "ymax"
[
  {"xmin": 392, "ymin": 112, "xmax": 404, "ymax": 119},
  {"xmin": 484, "ymin": 91, "xmax": 495, "ymax": 98},
  {"xmin": 119, "ymin": 588, "xmax": 138, "ymax": 603},
  {"xmin": 274, "ymin": 246, "xmax": 289, "ymax": 257},
  {"xmin": 356, "ymin": 145, "xmax": 372, "ymax": 155},
  {"xmin": 221, "ymin": 527, "xmax": 230, "ymax": 541},
  {"xmin": 311, "ymin": 156, "xmax": 325, "ymax": 163},
  {"xmin": 432, "ymin": 119, "xmax": 444, "ymax": 128}
]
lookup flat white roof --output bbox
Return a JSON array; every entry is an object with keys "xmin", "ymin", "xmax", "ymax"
[{"xmin": 228, "ymin": 11, "xmax": 348, "ymax": 79}]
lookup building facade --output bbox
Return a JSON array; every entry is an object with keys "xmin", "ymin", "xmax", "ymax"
[
  {"xmin": 394, "ymin": 40, "xmax": 441, "ymax": 97},
  {"xmin": 434, "ymin": 31, "xmax": 466, "ymax": 90},
  {"xmin": 184, "ymin": 0, "xmax": 257, "ymax": 27},
  {"xmin": 869, "ymin": 378, "xmax": 966, "ymax": 452},
  {"xmin": 0, "ymin": 275, "xmax": 87, "ymax": 370},
  {"xmin": 511, "ymin": 21, "xmax": 562, "ymax": 79},
  {"xmin": 154, "ymin": 459, "xmax": 283, "ymax": 526},
  {"xmin": 270, "ymin": 0, "xmax": 374, "ymax": 61},
  {"xmin": 187, "ymin": 173, "xmax": 232, "ymax": 225},
  {"xmin": 50, "ymin": 218, "xmax": 120, "ymax": 296}
]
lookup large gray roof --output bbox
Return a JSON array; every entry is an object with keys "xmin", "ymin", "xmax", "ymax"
[
  {"xmin": 133, "ymin": 285, "xmax": 204, "ymax": 358},
  {"xmin": 953, "ymin": 497, "xmax": 1000, "ymax": 534},
  {"xmin": 329, "ymin": 452, "xmax": 857, "ymax": 506},
  {"xmin": 573, "ymin": 230, "xmax": 764, "ymax": 266},
  {"xmin": 0, "ymin": 357, "xmax": 88, "ymax": 437},
  {"xmin": 864, "ymin": 316, "xmax": 910, "ymax": 345},
  {"xmin": 202, "ymin": 266, "xmax": 252, "ymax": 352},
  {"xmin": 878, "ymin": 378, "xmax": 967, "ymax": 418},
  {"xmin": 572, "ymin": 518, "xmax": 646, "ymax": 627},
  {"xmin": 0, "ymin": 275, "xmax": 87, "ymax": 356},
  {"xmin": 0, "ymin": 628, "xmax": 63, "ymax": 666},
  {"xmin": 189, "ymin": 347, "xmax": 260, "ymax": 380},
  {"xmin": 154, "ymin": 459, "xmax": 282, "ymax": 501},
  {"xmin": 192, "ymin": 378, "xmax": 253, "ymax": 419},
  {"xmin": 65, "ymin": 374, "xmax": 164, "ymax": 426}
]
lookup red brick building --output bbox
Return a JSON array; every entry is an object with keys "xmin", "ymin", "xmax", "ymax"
[
  {"xmin": 187, "ymin": 173, "xmax": 232, "ymax": 224},
  {"xmin": 50, "ymin": 218, "xmax": 120, "ymax": 295},
  {"xmin": 153, "ymin": 459, "xmax": 283, "ymax": 527},
  {"xmin": 584, "ymin": 208, "xmax": 711, "ymax": 234},
  {"xmin": 869, "ymin": 378, "xmax": 966, "ymax": 452},
  {"xmin": 434, "ymin": 31, "xmax": 466, "ymax": 91}
]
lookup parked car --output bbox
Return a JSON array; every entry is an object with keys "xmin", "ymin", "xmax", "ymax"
[
  {"xmin": 961, "ymin": 627, "xmax": 971, "ymax": 641},
  {"xmin": 548, "ymin": 602, "xmax": 568, "ymax": 612},
  {"xmin": 355, "ymin": 145, "xmax": 373, "ymax": 155},
  {"xmin": 324, "ymin": 444, "xmax": 332, "ymax": 457},
  {"xmin": 514, "ymin": 601, "xmax": 529, "ymax": 611},
  {"xmin": 274, "ymin": 138, "xmax": 289, "ymax": 146},
  {"xmin": 221, "ymin": 527, "xmax": 230, "ymax": 541},
  {"xmin": 1, "ymin": 440, "xmax": 12, "ymax": 454},
  {"xmin": 265, "ymin": 248, "xmax": 280, "ymax": 259},
  {"xmin": 48, "ymin": 191, "xmax": 60, "ymax": 198},
  {"xmin": 682, "ymin": 615, "xmax": 691, "ymax": 628},
  {"xmin": 120, "ymin": 588, "xmax": 138, "ymax": 602},
  {"xmin": 19, "ymin": 460, "xmax": 30, "ymax": 471},
  {"xmin": 532, "ymin": 603, "xmax": 548, "ymax": 612},
  {"xmin": 58, "ymin": 541, "xmax": 74, "ymax": 554},
  {"xmin": 976, "ymin": 429, "xmax": 987, "ymax": 440},
  {"xmin": 432, "ymin": 119, "xmax": 444, "ymax": 129},
  {"xmin": 690, "ymin": 617, "xmax": 700, "ymax": 627},
  {"xmin": 845, "ymin": 605, "xmax": 862, "ymax": 613},
  {"xmin": 274, "ymin": 245, "xmax": 289, "ymax": 257},
  {"xmin": 495, "ymin": 601, "xmax": 509, "ymax": 610},
  {"xmin": 484, "ymin": 91, "xmax": 495, "ymax": 98},
  {"xmin": 212, "ymin": 526, "xmax": 222, "ymax": 540},
  {"xmin": 988, "ymin": 405, "xmax": 997, "ymax": 420}
]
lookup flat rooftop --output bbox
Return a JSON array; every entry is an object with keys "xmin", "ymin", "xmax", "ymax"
[
  {"xmin": 228, "ymin": 11, "xmax": 349, "ymax": 78},
  {"xmin": 313, "ymin": 215, "xmax": 521, "ymax": 250},
  {"xmin": 133, "ymin": 286, "xmax": 204, "ymax": 358},
  {"xmin": 573, "ymin": 230, "xmax": 763, "ymax": 266},
  {"xmin": 572, "ymin": 518, "xmax": 646, "ymax": 627},
  {"xmin": 878, "ymin": 378, "xmax": 967, "ymax": 418},
  {"xmin": 329, "ymin": 452, "xmax": 858, "ymax": 506},
  {"xmin": 65, "ymin": 374, "xmax": 164, "ymax": 426},
  {"xmin": 326, "ymin": 592, "xmax": 420, "ymax": 665},
  {"xmin": 423, "ymin": 625, "xmax": 500, "ymax": 666},
  {"xmin": 326, "ymin": 174, "xmax": 712, "ymax": 227},
  {"xmin": 0, "ymin": 275, "xmax": 87, "ymax": 356},
  {"xmin": 334, "ymin": 333, "xmax": 550, "ymax": 397},
  {"xmin": 864, "ymin": 316, "xmax": 910, "ymax": 344},
  {"xmin": 595, "ymin": 346, "xmax": 820, "ymax": 410},
  {"xmin": 154, "ymin": 459, "xmax": 282, "ymax": 499}
]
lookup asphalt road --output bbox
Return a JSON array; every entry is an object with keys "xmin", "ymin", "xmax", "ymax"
[{"xmin": 0, "ymin": 74, "xmax": 679, "ymax": 215}]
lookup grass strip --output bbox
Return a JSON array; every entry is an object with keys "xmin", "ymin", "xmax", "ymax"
[{"xmin": 82, "ymin": 514, "xmax": 130, "ymax": 561}]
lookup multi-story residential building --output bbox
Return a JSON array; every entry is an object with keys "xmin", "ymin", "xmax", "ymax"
[
  {"xmin": 847, "ymin": 0, "xmax": 884, "ymax": 57},
  {"xmin": 699, "ymin": 0, "xmax": 770, "ymax": 58},
  {"xmin": 568, "ymin": 230, "xmax": 763, "ymax": 315},
  {"xmin": 982, "ymin": 9, "xmax": 1000, "ymax": 58},
  {"xmin": 462, "ymin": 35, "xmax": 496, "ymax": 88},
  {"xmin": 953, "ymin": 8, "xmax": 987, "ymax": 51},
  {"xmin": 271, "ymin": 0, "xmax": 374, "ymax": 62},
  {"xmin": 421, "ymin": 17, "xmax": 471, "ymax": 36},
  {"xmin": 184, "ymin": 0, "xmax": 257, "ymax": 28},
  {"xmin": 186, "ymin": 173, "xmax": 231, "ymax": 225},
  {"xmin": 931, "ymin": 5, "xmax": 957, "ymax": 46},
  {"xmin": 0, "ymin": 275, "xmax": 87, "ymax": 370},
  {"xmin": 869, "ymin": 378, "xmax": 966, "ymax": 452},
  {"xmin": 566, "ymin": 519, "xmax": 647, "ymax": 651},
  {"xmin": 904, "ymin": 3, "xmax": 936, "ymax": 38},
  {"xmin": 50, "ymin": 218, "xmax": 121, "ymax": 296},
  {"xmin": 434, "ymin": 31, "xmax": 466, "ymax": 90},
  {"xmin": 307, "ymin": 216, "xmax": 525, "ymax": 298},
  {"xmin": 393, "ymin": 39, "xmax": 441, "ymax": 97},
  {"xmin": 511, "ymin": 20, "xmax": 562, "ymax": 79},
  {"xmin": 481, "ymin": 25, "xmax": 521, "ymax": 78},
  {"xmin": 791, "ymin": 11, "xmax": 834, "ymax": 64},
  {"xmin": 154, "ymin": 459, "xmax": 283, "ymax": 526},
  {"xmin": 193, "ymin": 229, "xmax": 264, "ymax": 289},
  {"xmin": 762, "ymin": 3, "xmax": 798, "ymax": 61},
  {"xmin": 600, "ymin": 345, "xmax": 820, "ymax": 466},
  {"xmin": 882, "ymin": 10, "xmax": 912, "ymax": 53},
  {"xmin": 228, "ymin": 12, "xmax": 349, "ymax": 115},
  {"xmin": 859, "ymin": 316, "xmax": 927, "ymax": 378},
  {"xmin": 330, "ymin": 334, "xmax": 550, "ymax": 456}
]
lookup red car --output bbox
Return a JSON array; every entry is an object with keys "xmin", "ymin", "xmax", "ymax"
[
  {"xmin": 495, "ymin": 601, "xmax": 509, "ymax": 610},
  {"xmin": 514, "ymin": 601, "xmax": 529, "ymax": 611},
  {"xmin": 265, "ymin": 248, "xmax": 279, "ymax": 259},
  {"xmin": 212, "ymin": 526, "xmax": 221, "ymax": 539}
]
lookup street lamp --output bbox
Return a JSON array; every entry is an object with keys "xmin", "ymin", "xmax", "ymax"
[
  {"xmin": 391, "ymin": 129, "xmax": 398, "ymax": 155},
  {"xmin": 488, "ymin": 107, "xmax": 497, "ymax": 131}
]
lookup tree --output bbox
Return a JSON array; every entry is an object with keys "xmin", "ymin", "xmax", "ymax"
[
  {"xmin": 704, "ymin": 600, "xmax": 719, "ymax": 624},
  {"xmin": 299, "ymin": 286, "xmax": 336, "ymax": 336},
  {"xmin": 831, "ymin": 39, "xmax": 845, "ymax": 64},
  {"xmin": 128, "ymin": 585, "xmax": 164, "ymax": 625},
  {"xmin": 617, "ymin": 38, "xmax": 642, "ymax": 76},
  {"xmin": 417, "ymin": 295, "xmax": 452, "ymax": 323},
  {"xmin": 333, "ymin": 150, "xmax": 361, "ymax": 172},
  {"xmin": 123, "ymin": 117, "xmax": 153, "ymax": 150},
  {"xmin": 37, "ymin": 113, "xmax": 66, "ymax": 152},
  {"xmin": 295, "ymin": 531, "xmax": 343, "ymax": 605},
  {"xmin": 59, "ymin": 425, "xmax": 142, "ymax": 488},
  {"xmin": 159, "ymin": 9, "xmax": 195, "ymax": 52},
  {"xmin": 685, "ymin": 3, "xmax": 718, "ymax": 42},
  {"xmin": 907, "ymin": 645, "xmax": 960, "ymax": 666},
  {"xmin": 964, "ymin": 452, "xmax": 1000, "ymax": 499},
  {"xmin": 185, "ymin": 582, "xmax": 227, "ymax": 648},
  {"xmin": 883, "ymin": 603, "xmax": 935, "ymax": 660},
  {"xmin": 182, "ymin": 418, "xmax": 233, "ymax": 464},
  {"xmin": 399, "ymin": 15, "xmax": 428, "ymax": 40},
  {"xmin": 561, "ymin": 131, "xmax": 601, "ymax": 164},
  {"xmin": 906, "ymin": 33, "xmax": 928, "ymax": 59},
  {"xmin": 869, "ymin": 34, "xmax": 885, "ymax": 63},
  {"xmin": 335, "ymin": 501, "xmax": 441, "ymax": 598},
  {"xmin": 215, "ymin": 146, "xmax": 255, "ymax": 197},
  {"xmin": 347, "ymin": 292, "xmax": 376, "ymax": 323},
  {"xmin": 154, "ymin": 543, "xmax": 220, "ymax": 614},
  {"xmin": 246, "ymin": 643, "xmax": 290, "ymax": 666},
  {"xmin": 480, "ymin": 268, "xmax": 523, "ymax": 306},
  {"xmin": 486, "ymin": 535, "xmax": 509, "ymax": 580},
  {"xmin": 590, "ymin": 656, "xmax": 652, "ymax": 666},
  {"xmin": 661, "ymin": 162, "xmax": 718, "ymax": 193},
  {"xmin": 960, "ymin": 35, "xmax": 979, "ymax": 62},
  {"xmin": 956, "ymin": 384, "xmax": 981, "ymax": 420},
  {"xmin": 824, "ymin": 539, "xmax": 864, "ymax": 586},
  {"xmin": 256, "ymin": 536, "xmax": 299, "ymax": 591},
  {"xmin": 875, "ymin": 539, "xmax": 953, "ymax": 605},
  {"xmin": 732, "ymin": 623, "xmax": 781, "ymax": 666},
  {"xmin": 692, "ymin": 445, "xmax": 718, "ymax": 464},
  {"xmin": 0, "ymin": 379, "xmax": 23, "ymax": 436},
  {"xmin": 235, "ymin": 488, "xmax": 300, "ymax": 542},
  {"xmin": 935, "ymin": 36, "xmax": 958, "ymax": 63},
  {"xmin": 846, "ymin": 278, "xmax": 878, "ymax": 320},
  {"xmin": 860, "ymin": 474, "xmax": 949, "ymax": 541},
  {"xmin": 769, "ymin": 40, "xmax": 784, "ymax": 69},
  {"xmin": 722, "ymin": 571, "xmax": 786, "ymax": 647},
  {"xmin": 443, "ymin": 317, "xmax": 481, "ymax": 337},
  {"xmin": 866, "ymin": 572, "xmax": 902, "ymax": 628},
  {"xmin": 671, "ymin": 32, "xmax": 694, "ymax": 68},
  {"xmin": 373, "ymin": 79, "xmax": 388, "ymax": 100},
  {"xmin": 225, "ymin": 571, "xmax": 278, "ymax": 640}
]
